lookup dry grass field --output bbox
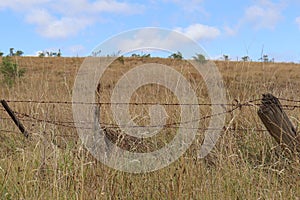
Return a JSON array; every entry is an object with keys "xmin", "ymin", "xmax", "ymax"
[{"xmin": 0, "ymin": 56, "xmax": 299, "ymax": 199}]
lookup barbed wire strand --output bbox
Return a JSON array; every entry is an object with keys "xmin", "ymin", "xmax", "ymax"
[
  {"xmin": 0, "ymin": 129, "xmax": 21, "ymax": 134},
  {"xmin": 1, "ymin": 99, "xmax": 266, "ymax": 131},
  {"xmin": 2, "ymin": 97, "xmax": 299, "ymax": 136},
  {"xmin": 4, "ymin": 98, "xmax": 300, "ymax": 111},
  {"xmin": 278, "ymin": 97, "xmax": 300, "ymax": 103},
  {"xmin": 4, "ymin": 99, "xmax": 261, "ymax": 106}
]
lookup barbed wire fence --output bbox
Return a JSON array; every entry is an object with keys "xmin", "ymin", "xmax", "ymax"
[{"xmin": 1, "ymin": 97, "xmax": 300, "ymax": 138}]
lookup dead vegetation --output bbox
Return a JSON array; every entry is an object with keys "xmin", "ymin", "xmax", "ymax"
[{"xmin": 0, "ymin": 57, "xmax": 299, "ymax": 199}]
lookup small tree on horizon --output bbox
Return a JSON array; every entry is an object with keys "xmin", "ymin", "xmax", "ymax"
[
  {"xmin": 57, "ymin": 49, "xmax": 61, "ymax": 57},
  {"xmin": 131, "ymin": 53, "xmax": 140, "ymax": 57},
  {"xmin": 169, "ymin": 51, "xmax": 183, "ymax": 60},
  {"xmin": 193, "ymin": 53, "xmax": 207, "ymax": 64},
  {"xmin": 223, "ymin": 54, "xmax": 229, "ymax": 61},
  {"xmin": 15, "ymin": 50, "xmax": 24, "ymax": 56},
  {"xmin": 38, "ymin": 52, "xmax": 45, "ymax": 57},
  {"xmin": 263, "ymin": 54, "xmax": 269, "ymax": 62},
  {"xmin": 242, "ymin": 56, "xmax": 249, "ymax": 62},
  {"xmin": 9, "ymin": 48, "xmax": 14, "ymax": 56}
]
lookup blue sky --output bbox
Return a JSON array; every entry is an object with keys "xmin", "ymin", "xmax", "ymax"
[{"xmin": 0, "ymin": 0, "xmax": 300, "ymax": 62}]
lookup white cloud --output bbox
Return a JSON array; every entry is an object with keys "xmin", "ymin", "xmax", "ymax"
[
  {"xmin": 0, "ymin": 0, "xmax": 50, "ymax": 11},
  {"xmin": 91, "ymin": 1, "xmax": 142, "ymax": 14},
  {"xmin": 26, "ymin": 9, "xmax": 93, "ymax": 38},
  {"xmin": 225, "ymin": 0, "xmax": 285, "ymax": 35},
  {"xmin": 244, "ymin": 1, "xmax": 283, "ymax": 30},
  {"xmin": 26, "ymin": 9, "xmax": 53, "ymax": 25},
  {"xmin": 223, "ymin": 25, "xmax": 238, "ymax": 36},
  {"xmin": 163, "ymin": 0, "xmax": 205, "ymax": 12},
  {"xmin": 296, "ymin": 17, "xmax": 300, "ymax": 29},
  {"xmin": 97, "ymin": 28, "xmax": 206, "ymax": 59},
  {"xmin": 174, "ymin": 24, "xmax": 221, "ymax": 41},
  {"xmin": 115, "ymin": 29, "xmax": 184, "ymax": 52},
  {"xmin": 51, "ymin": 0, "xmax": 143, "ymax": 16},
  {"xmin": 0, "ymin": 0, "xmax": 144, "ymax": 39}
]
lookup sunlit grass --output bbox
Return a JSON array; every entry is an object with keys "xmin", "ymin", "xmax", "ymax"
[{"xmin": 0, "ymin": 57, "xmax": 299, "ymax": 199}]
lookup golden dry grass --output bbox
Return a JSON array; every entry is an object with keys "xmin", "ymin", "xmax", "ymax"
[{"xmin": 0, "ymin": 56, "xmax": 299, "ymax": 199}]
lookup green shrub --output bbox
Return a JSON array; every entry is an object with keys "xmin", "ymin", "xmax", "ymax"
[
  {"xmin": 117, "ymin": 55, "xmax": 125, "ymax": 64},
  {"xmin": 0, "ymin": 57, "xmax": 26, "ymax": 87},
  {"xmin": 169, "ymin": 51, "xmax": 183, "ymax": 60},
  {"xmin": 193, "ymin": 53, "xmax": 207, "ymax": 64}
]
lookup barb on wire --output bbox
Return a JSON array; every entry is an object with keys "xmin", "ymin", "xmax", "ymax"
[
  {"xmin": 278, "ymin": 97, "xmax": 300, "ymax": 103},
  {"xmin": 0, "ymin": 129, "xmax": 21, "ymax": 134},
  {"xmin": 12, "ymin": 110, "xmax": 80, "ymax": 129},
  {"xmin": 281, "ymin": 105, "xmax": 300, "ymax": 110}
]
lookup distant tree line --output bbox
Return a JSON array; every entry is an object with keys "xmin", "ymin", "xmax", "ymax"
[
  {"xmin": 0, "ymin": 48, "xmax": 24, "ymax": 57},
  {"xmin": 224, "ymin": 54, "xmax": 274, "ymax": 63},
  {"xmin": 38, "ymin": 49, "xmax": 61, "ymax": 57},
  {"xmin": 0, "ymin": 48, "xmax": 62, "ymax": 57},
  {"xmin": 0, "ymin": 48, "xmax": 277, "ymax": 63}
]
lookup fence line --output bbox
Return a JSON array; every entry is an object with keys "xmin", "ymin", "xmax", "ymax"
[
  {"xmin": 5, "ymin": 99, "xmax": 261, "ymax": 106},
  {"xmin": 4, "ymin": 99, "xmax": 300, "ymax": 110},
  {"xmin": 2, "ymin": 97, "xmax": 300, "ymax": 137},
  {"xmin": 0, "ymin": 126, "xmax": 268, "ymax": 137},
  {"xmin": 7, "ymin": 100, "xmax": 246, "ymax": 127}
]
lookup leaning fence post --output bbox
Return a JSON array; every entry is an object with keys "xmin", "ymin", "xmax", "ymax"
[
  {"xmin": 93, "ymin": 104, "xmax": 110, "ymax": 159},
  {"xmin": 257, "ymin": 94, "xmax": 300, "ymax": 155},
  {"xmin": 1, "ymin": 99, "xmax": 29, "ymax": 138}
]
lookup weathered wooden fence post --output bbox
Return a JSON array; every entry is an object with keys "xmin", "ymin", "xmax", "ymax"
[
  {"xmin": 93, "ymin": 104, "xmax": 110, "ymax": 159},
  {"xmin": 1, "ymin": 99, "xmax": 29, "ymax": 138},
  {"xmin": 258, "ymin": 93, "xmax": 300, "ymax": 155}
]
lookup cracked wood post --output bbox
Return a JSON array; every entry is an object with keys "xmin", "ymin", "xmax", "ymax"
[
  {"xmin": 1, "ymin": 99, "xmax": 29, "ymax": 138},
  {"xmin": 258, "ymin": 93, "xmax": 300, "ymax": 154}
]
